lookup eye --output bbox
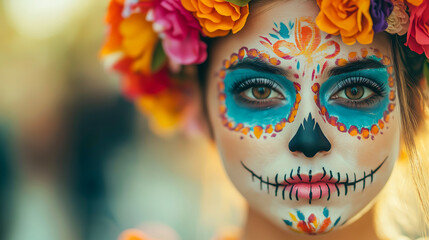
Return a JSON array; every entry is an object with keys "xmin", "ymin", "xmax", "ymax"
[
  {"xmin": 329, "ymin": 76, "xmax": 387, "ymax": 108},
  {"xmin": 333, "ymin": 85, "xmax": 375, "ymax": 101},
  {"xmin": 240, "ymin": 86, "xmax": 283, "ymax": 100},
  {"xmin": 231, "ymin": 77, "xmax": 286, "ymax": 108}
]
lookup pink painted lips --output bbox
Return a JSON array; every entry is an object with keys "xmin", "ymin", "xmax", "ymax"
[{"xmin": 280, "ymin": 173, "xmax": 338, "ymax": 200}]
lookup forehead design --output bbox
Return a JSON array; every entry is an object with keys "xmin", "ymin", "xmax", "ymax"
[{"xmin": 260, "ymin": 17, "xmax": 340, "ymax": 65}]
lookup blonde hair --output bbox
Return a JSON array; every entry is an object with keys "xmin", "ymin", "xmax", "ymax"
[{"xmin": 374, "ymin": 35, "xmax": 429, "ymax": 239}]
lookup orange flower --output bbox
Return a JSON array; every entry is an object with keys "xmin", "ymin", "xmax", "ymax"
[
  {"xmin": 180, "ymin": 0, "xmax": 249, "ymax": 37},
  {"xmin": 101, "ymin": 0, "xmax": 158, "ymax": 75},
  {"xmin": 100, "ymin": 0, "xmax": 125, "ymax": 55},
  {"xmin": 120, "ymin": 12, "xmax": 159, "ymax": 74},
  {"xmin": 316, "ymin": 0, "xmax": 374, "ymax": 45},
  {"xmin": 407, "ymin": 0, "xmax": 423, "ymax": 6}
]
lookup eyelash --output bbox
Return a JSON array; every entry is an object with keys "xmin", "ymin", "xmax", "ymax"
[
  {"xmin": 229, "ymin": 77, "xmax": 285, "ymax": 107},
  {"xmin": 331, "ymin": 76, "xmax": 387, "ymax": 107},
  {"xmin": 230, "ymin": 78, "xmax": 282, "ymax": 94}
]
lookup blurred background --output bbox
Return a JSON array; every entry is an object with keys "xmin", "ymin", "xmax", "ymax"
[{"xmin": 0, "ymin": 1, "xmax": 245, "ymax": 239}]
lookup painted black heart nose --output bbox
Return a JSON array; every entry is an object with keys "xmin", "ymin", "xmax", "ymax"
[{"xmin": 289, "ymin": 113, "xmax": 331, "ymax": 158}]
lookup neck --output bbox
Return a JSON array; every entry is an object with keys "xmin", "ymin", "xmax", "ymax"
[{"xmin": 241, "ymin": 206, "xmax": 380, "ymax": 240}]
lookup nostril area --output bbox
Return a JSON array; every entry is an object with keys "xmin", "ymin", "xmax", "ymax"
[{"xmin": 289, "ymin": 113, "xmax": 331, "ymax": 158}]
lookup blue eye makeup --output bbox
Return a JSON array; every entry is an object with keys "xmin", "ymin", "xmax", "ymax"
[
  {"xmin": 319, "ymin": 68, "xmax": 391, "ymax": 130},
  {"xmin": 329, "ymin": 73, "xmax": 388, "ymax": 108},
  {"xmin": 224, "ymin": 68, "xmax": 297, "ymax": 127},
  {"xmin": 230, "ymin": 77, "xmax": 285, "ymax": 108}
]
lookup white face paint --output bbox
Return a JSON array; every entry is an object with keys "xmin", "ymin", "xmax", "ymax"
[{"xmin": 206, "ymin": 0, "xmax": 401, "ymax": 235}]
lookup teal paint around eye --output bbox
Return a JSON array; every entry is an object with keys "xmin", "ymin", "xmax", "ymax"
[
  {"xmin": 317, "ymin": 64, "xmax": 320, "ymax": 73},
  {"xmin": 223, "ymin": 69, "xmax": 296, "ymax": 127},
  {"xmin": 319, "ymin": 68, "xmax": 391, "ymax": 129},
  {"xmin": 297, "ymin": 61, "xmax": 300, "ymax": 70}
]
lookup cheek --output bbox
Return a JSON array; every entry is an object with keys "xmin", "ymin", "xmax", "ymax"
[{"xmin": 326, "ymin": 102, "xmax": 401, "ymax": 175}]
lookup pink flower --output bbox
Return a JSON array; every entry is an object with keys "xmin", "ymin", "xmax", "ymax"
[
  {"xmin": 153, "ymin": 0, "xmax": 207, "ymax": 65},
  {"xmin": 406, "ymin": 0, "xmax": 429, "ymax": 58},
  {"xmin": 386, "ymin": 0, "xmax": 410, "ymax": 35}
]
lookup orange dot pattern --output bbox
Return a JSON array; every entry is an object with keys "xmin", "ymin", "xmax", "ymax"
[
  {"xmin": 316, "ymin": 48, "xmax": 396, "ymax": 140},
  {"xmin": 218, "ymin": 47, "xmax": 300, "ymax": 139}
]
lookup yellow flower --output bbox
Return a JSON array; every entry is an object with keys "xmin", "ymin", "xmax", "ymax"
[
  {"xmin": 316, "ymin": 0, "xmax": 374, "ymax": 45},
  {"xmin": 181, "ymin": 0, "xmax": 249, "ymax": 37},
  {"xmin": 137, "ymin": 86, "xmax": 189, "ymax": 135},
  {"xmin": 120, "ymin": 12, "xmax": 159, "ymax": 74}
]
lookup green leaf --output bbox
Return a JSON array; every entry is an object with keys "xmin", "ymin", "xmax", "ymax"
[
  {"xmin": 151, "ymin": 42, "xmax": 167, "ymax": 72},
  {"xmin": 224, "ymin": 0, "xmax": 251, "ymax": 7}
]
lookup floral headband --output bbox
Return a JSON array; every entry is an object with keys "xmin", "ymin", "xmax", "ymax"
[{"xmin": 100, "ymin": 0, "xmax": 429, "ymax": 135}]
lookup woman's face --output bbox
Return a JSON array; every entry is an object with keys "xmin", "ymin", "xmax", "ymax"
[{"xmin": 206, "ymin": 0, "xmax": 401, "ymax": 235}]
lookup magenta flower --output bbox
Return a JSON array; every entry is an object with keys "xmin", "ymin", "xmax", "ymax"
[{"xmin": 153, "ymin": 0, "xmax": 207, "ymax": 65}]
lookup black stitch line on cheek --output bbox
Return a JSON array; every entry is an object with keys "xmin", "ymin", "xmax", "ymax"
[
  {"xmin": 321, "ymin": 167, "xmax": 326, "ymax": 180},
  {"xmin": 344, "ymin": 174, "xmax": 349, "ymax": 196},
  {"xmin": 290, "ymin": 169, "xmax": 294, "ymax": 180},
  {"xmin": 327, "ymin": 183, "xmax": 331, "ymax": 200},
  {"xmin": 240, "ymin": 157, "xmax": 387, "ymax": 202},
  {"xmin": 275, "ymin": 174, "xmax": 279, "ymax": 197},
  {"xmin": 335, "ymin": 183, "xmax": 340, "ymax": 197},
  {"xmin": 363, "ymin": 171, "xmax": 366, "ymax": 191},
  {"xmin": 284, "ymin": 173, "xmax": 290, "ymax": 185},
  {"xmin": 319, "ymin": 185, "xmax": 322, "ymax": 199},
  {"xmin": 297, "ymin": 166, "xmax": 302, "ymax": 180},
  {"xmin": 353, "ymin": 173, "xmax": 357, "ymax": 191},
  {"xmin": 283, "ymin": 184, "xmax": 287, "ymax": 200},
  {"xmin": 309, "ymin": 170, "xmax": 312, "ymax": 183},
  {"xmin": 267, "ymin": 176, "xmax": 270, "ymax": 193},
  {"xmin": 295, "ymin": 187, "xmax": 299, "ymax": 201},
  {"xmin": 329, "ymin": 170, "xmax": 333, "ymax": 180}
]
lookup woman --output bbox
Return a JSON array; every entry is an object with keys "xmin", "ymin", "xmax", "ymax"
[{"xmin": 101, "ymin": 0, "xmax": 429, "ymax": 239}]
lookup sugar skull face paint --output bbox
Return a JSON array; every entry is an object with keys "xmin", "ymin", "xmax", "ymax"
[
  {"xmin": 313, "ymin": 50, "xmax": 396, "ymax": 140},
  {"xmin": 218, "ymin": 47, "xmax": 301, "ymax": 139},
  {"xmin": 206, "ymin": 0, "xmax": 401, "ymax": 237}
]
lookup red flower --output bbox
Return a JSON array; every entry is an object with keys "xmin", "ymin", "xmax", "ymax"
[
  {"xmin": 406, "ymin": 0, "xmax": 429, "ymax": 58},
  {"xmin": 113, "ymin": 58, "xmax": 171, "ymax": 99}
]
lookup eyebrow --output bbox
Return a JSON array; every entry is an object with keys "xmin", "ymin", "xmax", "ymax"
[
  {"xmin": 328, "ymin": 58, "xmax": 385, "ymax": 77},
  {"xmin": 227, "ymin": 58, "xmax": 290, "ymax": 76}
]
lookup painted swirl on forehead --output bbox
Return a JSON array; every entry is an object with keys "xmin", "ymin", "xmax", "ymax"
[
  {"xmin": 314, "ymin": 48, "xmax": 396, "ymax": 140},
  {"xmin": 260, "ymin": 17, "xmax": 340, "ymax": 67},
  {"xmin": 217, "ymin": 47, "xmax": 301, "ymax": 139}
]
